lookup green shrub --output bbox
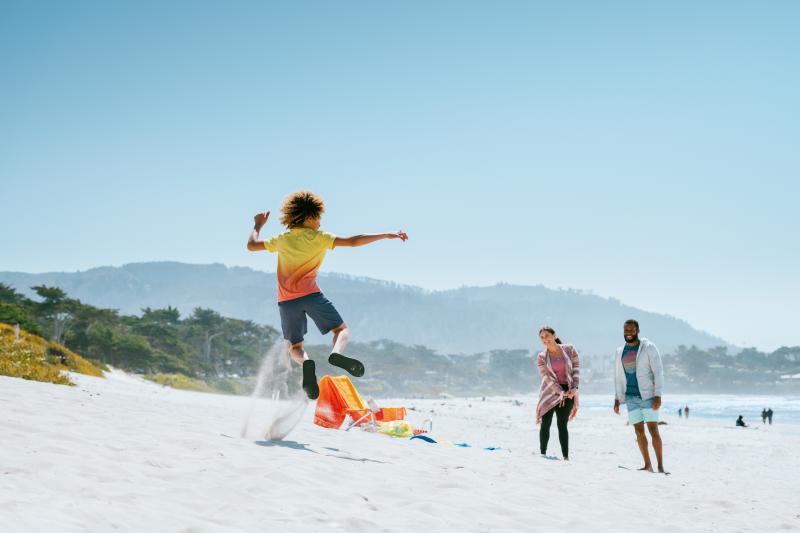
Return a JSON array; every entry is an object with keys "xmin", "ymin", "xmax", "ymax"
[
  {"xmin": 0, "ymin": 323, "xmax": 104, "ymax": 385},
  {"xmin": 143, "ymin": 373, "xmax": 217, "ymax": 393},
  {"xmin": 143, "ymin": 372, "xmax": 250, "ymax": 395}
]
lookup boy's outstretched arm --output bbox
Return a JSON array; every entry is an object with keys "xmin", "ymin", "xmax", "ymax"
[
  {"xmin": 334, "ymin": 231, "xmax": 408, "ymax": 248},
  {"xmin": 246, "ymin": 211, "xmax": 270, "ymax": 251}
]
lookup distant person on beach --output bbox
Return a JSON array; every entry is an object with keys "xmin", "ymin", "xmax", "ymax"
[
  {"xmin": 736, "ymin": 415, "xmax": 747, "ymax": 427},
  {"xmin": 767, "ymin": 408, "xmax": 773, "ymax": 425},
  {"xmin": 614, "ymin": 319, "xmax": 666, "ymax": 473},
  {"xmin": 762, "ymin": 409, "xmax": 767, "ymax": 424},
  {"xmin": 247, "ymin": 191, "xmax": 408, "ymax": 399},
  {"xmin": 684, "ymin": 405, "xmax": 689, "ymax": 418},
  {"xmin": 535, "ymin": 326, "xmax": 580, "ymax": 461},
  {"xmin": 678, "ymin": 408, "xmax": 682, "ymax": 418}
]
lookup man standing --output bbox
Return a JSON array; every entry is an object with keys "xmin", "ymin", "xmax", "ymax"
[{"xmin": 613, "ymin": 319, "xmax": 666, "ymax": 473}]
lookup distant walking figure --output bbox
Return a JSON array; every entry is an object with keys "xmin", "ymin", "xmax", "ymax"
[
  {"xmin": 535, "ymin": 326, "xmax": 580, "ymax": 461},
  {"xmin": 684, "ymin": 405, "xmax": 690, "ymax": 419},
  {"xmin": 761, "ymin": 409, "xmax": 767, "ymax": 424},
  {"xmin": 767, "ymin": 408, "xmax": 773, "ymax": 425},
  {"xmin": 736, "ymin": 415, "xmax": 747, "ymax": 427},
  {"xmin": 678, "ymin": 408, "xmax": 682, "ymax": 418},
  {"xmin": 614, "ymin": 319, "xmax": 666, "ymax": 473}
]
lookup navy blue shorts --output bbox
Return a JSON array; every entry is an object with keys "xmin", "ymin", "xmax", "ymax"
[{"xmin": 278, "ymin": 292, "xmax": 344, "ymax": 344}]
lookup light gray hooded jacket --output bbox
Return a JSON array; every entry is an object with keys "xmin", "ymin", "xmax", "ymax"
[{"xmin": 614, "ymin": 337, "xmax": 664, "ymax": 403}]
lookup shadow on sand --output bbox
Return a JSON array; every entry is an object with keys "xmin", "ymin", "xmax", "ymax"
[
  {"xmin": 254, "ymin": 440, "xmax": 390, "ymax": 464},
  {"xmin": 255, "ymin": 440, "xmax": 317, "ymax": 452}
]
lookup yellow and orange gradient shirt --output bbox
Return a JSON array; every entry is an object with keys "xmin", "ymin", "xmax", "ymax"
[{"xmin": 263, "ymin": 228, "xmax": 337, "ymax": 302}]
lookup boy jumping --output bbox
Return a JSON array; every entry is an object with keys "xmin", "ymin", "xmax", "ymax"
[{"xmin": 247, "ymin": 191, "xmax": 408, "ymax": 399}]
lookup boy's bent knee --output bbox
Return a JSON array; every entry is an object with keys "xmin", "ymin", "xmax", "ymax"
[{"xmin": 331, "ymin": 323, "xmax": 348, "ymax": 334}]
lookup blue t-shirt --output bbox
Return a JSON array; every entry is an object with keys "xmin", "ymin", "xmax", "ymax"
[{"xmin": 621, "ymin": 342, "xmax": 641, "ymax": 397}]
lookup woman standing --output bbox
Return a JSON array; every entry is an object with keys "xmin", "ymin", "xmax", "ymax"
[{"xmin": 536, "ymin": 326, "xmax": 580, "ymax": 460}]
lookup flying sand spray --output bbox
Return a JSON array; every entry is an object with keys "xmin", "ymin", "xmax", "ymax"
[{"xmin": 240, "ymin": 342, "xmax": 308, "ymax": 441}]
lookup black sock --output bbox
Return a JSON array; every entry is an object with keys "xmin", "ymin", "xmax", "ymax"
[{"xmin": 302, "ymin": 360, "xmax": 319, "ymax": 399}]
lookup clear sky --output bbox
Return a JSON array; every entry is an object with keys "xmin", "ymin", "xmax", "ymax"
[{"xmin": 1, "ymin": 1, "xmax": 798, "ymax": 350}]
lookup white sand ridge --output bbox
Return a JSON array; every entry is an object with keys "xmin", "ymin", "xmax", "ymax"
[{"xmin": 2, "ymin": 370, "xmax": 799, "ymax": 532}]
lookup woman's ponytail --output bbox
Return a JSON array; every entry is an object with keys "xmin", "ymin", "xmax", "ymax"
[{"xmin": 539, "ymin": 325, "xmax": 563, "ymax": 344}]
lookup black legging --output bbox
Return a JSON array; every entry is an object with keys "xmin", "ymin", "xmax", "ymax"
[{"xmin": 540, "ymin": 396, "xmax": 574, "ymax": 458}]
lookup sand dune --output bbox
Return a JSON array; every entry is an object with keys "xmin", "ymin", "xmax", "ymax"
[{"xmin": 2, "ymin": 371, "xmax": 798, "ymax": 532}]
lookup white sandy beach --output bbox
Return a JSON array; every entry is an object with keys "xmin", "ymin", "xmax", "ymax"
[{"xmin": 2, "ymin": 371, "xmax": 799, "ymax": 533}]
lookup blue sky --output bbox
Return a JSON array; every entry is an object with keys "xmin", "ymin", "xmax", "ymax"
[{"xmin": 1, "ymin": 1, "xmax": 798, "ymax": 350}]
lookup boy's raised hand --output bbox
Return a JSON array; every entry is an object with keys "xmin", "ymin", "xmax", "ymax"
[
  {"xmin": 387, "ymin": 231, "xmax": 409, "ymax": 241},
  {"xmin": 253, "ymin": 211, "xmax": 270, "ymax": 230}
]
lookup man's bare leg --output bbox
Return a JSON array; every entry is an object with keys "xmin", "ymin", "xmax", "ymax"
[
  {"xmin": 634, "ymin": 422, "xmax": 653, "ymax": 472},
  {"xmin": 647, "ymin": 422, "xmax": 665, "ymax": 472}
]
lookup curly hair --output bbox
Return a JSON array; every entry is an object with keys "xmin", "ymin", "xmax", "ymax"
[{"xmin": 279, "ymin": 191, "xmax": 326, "ymax": 228}]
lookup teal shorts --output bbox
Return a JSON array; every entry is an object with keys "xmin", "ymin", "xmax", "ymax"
[{"xmin": 626, "ymin": 396, "xmax": 659, "ymax": 425}]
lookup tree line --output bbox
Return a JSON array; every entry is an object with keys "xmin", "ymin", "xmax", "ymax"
[
  {"xmin": 2, "ymin": 282, "xmax": 798, "ymax": 396},
  {"xmin": 662, "ymin": 344, "xmax": 800, "ymax": 391},
  {"xmin": 0, "ymin": 283, "xmax": 278, "ymax": 378}
]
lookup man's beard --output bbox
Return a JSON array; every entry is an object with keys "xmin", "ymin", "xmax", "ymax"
[{"xmin": 625, "ymin": 334, "xmax": 639, "ymax": 343}]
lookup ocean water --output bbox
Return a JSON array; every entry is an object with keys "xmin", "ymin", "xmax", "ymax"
[{"xmin": 578, "ymin": 394, "xmax": 800, "ymax": 424}]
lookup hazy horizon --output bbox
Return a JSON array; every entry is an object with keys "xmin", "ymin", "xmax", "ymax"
[{"xmin": 0, "ymin": 259, "xmax": 779, "ymax": 352}]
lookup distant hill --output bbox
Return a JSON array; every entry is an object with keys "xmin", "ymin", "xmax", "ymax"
[{"xmin": 0, "ymin": 262, "xmax": 729, "ymax": 355}]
